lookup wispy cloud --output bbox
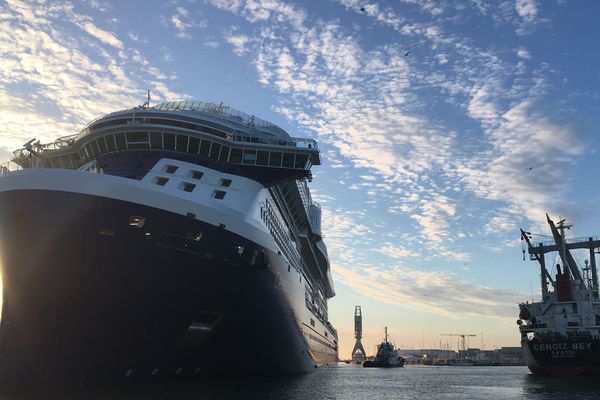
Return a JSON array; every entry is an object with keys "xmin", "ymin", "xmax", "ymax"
[
  {"xmin": 170, "ymin": 5, "xmax": 207, "ymax": 39},
  {"xmin": 334, "ymin": 262, "xmax": 524, "ymax": 319},
  {"xmin": 0, "ymin": 0, "xmax": 183, "ymax": 151}
]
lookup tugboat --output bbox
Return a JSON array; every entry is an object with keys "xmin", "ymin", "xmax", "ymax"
[
  {"xmin": 363, "ymin": 327, "xmax": 404, "ymax": 368},
  {"xmin": 518, "ymin": 214, "xmax": 600, "ymax": 376}
]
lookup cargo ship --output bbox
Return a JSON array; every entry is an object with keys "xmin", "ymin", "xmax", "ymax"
[
  {"xmin": 0, "ymin": 99, "xmax": 338, "ymax": 387},
  {"xmin": 518, "ymin": 214, "xmax": 600, "ymax": 376}
]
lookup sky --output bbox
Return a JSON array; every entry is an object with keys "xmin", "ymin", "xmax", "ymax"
[{"xmin": 2, "ymin": 0, "xmax": 600, "ymax": 359}]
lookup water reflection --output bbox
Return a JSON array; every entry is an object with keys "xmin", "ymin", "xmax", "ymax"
[
  {"xmin": 4, "ymin": 365, "xmax": 600, "ymax": 400},
  {"xmin": 521, "ymin": 374, "xmax": 600, "ymax": 400}
]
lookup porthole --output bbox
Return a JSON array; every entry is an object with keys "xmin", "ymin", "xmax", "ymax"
[
  {"xmin": 190, "ymin": 170, "xmax": 204, "ymax": 180},
  {"xmin": 164, "ymin": 165, "xmax": 178, "ymax": 173},
  {"xmin": 128, "ymin": 215, "xmax": 146, "ymax": 228},
  {"xmin": 180, "ymin": 182, "xmax": 196, "ymax": 192},
  {"xmin": 219, "ymin": 178, "xmax": 232, "ymax": 187},
  {"xmin": 154, "ymin": 176, "xmax": 169, "ymax": 186}
]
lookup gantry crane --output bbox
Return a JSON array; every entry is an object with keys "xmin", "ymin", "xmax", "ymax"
[
  {"xmin": 351, "ymin": 306, "xmax": 366, "ymax": 363},
  {"xmin": 440, "ymin": 333, "xmax": 476, "ymax": 352}
]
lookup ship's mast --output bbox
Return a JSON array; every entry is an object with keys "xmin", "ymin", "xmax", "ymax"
[
  {"xmin": 385, "ymin": 326, "xmax": 388, "ymax": 343},
  {"xmin": 548, "ymin": 215, "xmax": 582, "ymax": 282},
  {"xmin": 522, "ymin": 215, "xmax": 600, "ymax": 299}
]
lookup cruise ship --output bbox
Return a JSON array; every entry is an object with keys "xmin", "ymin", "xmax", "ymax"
[{"xmin": 0, "ymin": 99, "xmax": 338, "ymax": 387}]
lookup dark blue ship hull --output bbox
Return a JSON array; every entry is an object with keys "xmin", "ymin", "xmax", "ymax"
[
  {"xmin": 522, "ymin": 337, "xmax": 600, "ymax": 376},
  {"xmin": 0, "ymin": 189, "xmax": 316, "ymax": 388}
]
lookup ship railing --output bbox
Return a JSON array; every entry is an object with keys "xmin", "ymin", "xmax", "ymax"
[
  {"xmin": 0, "ymin": 160, "xmax": 22, "ymax": 175},
  {"xmin": 537, "ymin": 237, "xmax": 600, "ymax": 247},
  {"xmin": 12, "ymin": 134, "xmax": 79, "ymax": 159},
  {"xmin": 154, "ymin": 100, "xmax": 291, "ymax": 138}
]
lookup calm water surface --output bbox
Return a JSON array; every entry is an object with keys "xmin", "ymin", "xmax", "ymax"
[{"xmin": 3, "ymin": 365, "xmax": 600, "ymax": 400}]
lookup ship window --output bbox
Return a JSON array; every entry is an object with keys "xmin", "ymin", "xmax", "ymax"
[
  {"xmin": 282, "ymin": 153, "xmax": 295, "ymax": 168},
  {"xmin": 269, "ymin": 152, "xmax": 282, "ymax": 167},
  {"xmin": 295, "ymin": 154, "xmax": 308, "ymax": 169},
  {"xmin": 163, "ymin": 133, "xmax": 175, "ymax": 150},
  {"xmin": 187, "ymin": 231, "xmax": 202, "ymax": 241},
  {"xmin": 219, "ymin": 146, "xmax": 230, "ymax": 162},
  {"xmin": 84, "ymin": 143, "xmax": 94, "ymax": 158},
  {"xmin": 219, "ymin": 179, "xmax": 232, "ymax": 187},
  {"xmin": 154, "ymin": 176, "xmax": 169, "ymax": 186},
  {"xmin": 180, "ymin": 182, "xmax": 196, "ymax": 192},
  {"xmin": 106, "ymin": 134, "xmax": 117, "ymax": 151},
  {"xmin": 115, "ymin": 133, "xmax": 126, "ymax": 149},
  {"xmin": 92, "ymin": 139, "xmax": 102, "ymax": 155},
  {"xmin": 209, "ymin": 143, "xmax": 221, "ymax": 160},
  {"xmin": 98, "ymin": 137, "xmax": 108, "ymax": 153},
  {"xmin": 150, "ymin": 132, "xmax": 162, "ymax": 149},
  {"xmin": 310, "ymin": 318, "xmax": 315, "ymax": 327},
  {"xmin": 126, "ymin": 131, "xmax": 148, "ymax": 144},
  {"xmin": 164, "ymin": 165, "xmax": 178, "ymax": 173},
  {"xmin": 176, "ymin": 134, "xmax": 188, "ymax": 152},
  {"xmin": 229, "ymin": 148, "xmax": 243, "ymax": 164},
  {"xmin": 325, "ymin": 331, "xmax": 328, "ymax": 337},
  {"xmin": 128, "ymin": 142, "xmax": 150, "ymax": 149},
  {"xmin": 128, "ymin": 215, "xmax": 146, "ymax": 228},
  {"xmin": 243, "ymin": 150, "xmax": 257, "ymax": 165},
  {"xmin": 199, "ymin": 140, "xmax": 211, "ymax": 157},
  {"xmin": 213, "ymin": 190, "xmax": 226, "ymax": 200},
  {"xmin": 256, "ymin": 151, "xmax": 269, "ymax": 166},
  {"xmin": 188, "ymin": 137, "xmax": 200, "ymax": 154},
  {"xmin": 190, "ymin": 170, "xmax": 204, "ymax": 180}
]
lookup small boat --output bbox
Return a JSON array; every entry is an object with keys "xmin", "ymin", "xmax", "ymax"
[{"xmin": 363, "ymin": 327, "xmax": 404, "ymax": 368}]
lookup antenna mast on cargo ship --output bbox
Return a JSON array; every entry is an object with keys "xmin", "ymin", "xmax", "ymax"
[
  {"xmin": 351, "ymin": 306, "xmax": 366, "ymax": 363},
  {"xmin": 521, "ymin": 214, "xmax": 600, "ymax": 299}
]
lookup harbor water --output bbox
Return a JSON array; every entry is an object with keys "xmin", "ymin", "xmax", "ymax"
[{"xmin": 3, "ymin": 364, "xmax": 600, "ymax": 400}]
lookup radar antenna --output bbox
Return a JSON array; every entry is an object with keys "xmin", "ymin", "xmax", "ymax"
[{"xmin": 143, "ymin": 90, "xmax": 151, "ymax": 108}]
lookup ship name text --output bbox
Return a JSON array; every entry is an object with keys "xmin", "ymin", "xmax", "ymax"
[{"xmin": 533, "ymin": 342, "xmax": 592, "ymax": 351}]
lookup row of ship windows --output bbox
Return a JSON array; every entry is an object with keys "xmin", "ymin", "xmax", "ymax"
[
  {"xmin": 90, "ymin": 116, "xmax": 297, "ymax": 147},
  {"xmin": 79, "ymin": 131, "xmax": 311, "ymax": 170},
  {"xmin": 309, "ymin": 318, "xmax": 330, "ymax": 338}
]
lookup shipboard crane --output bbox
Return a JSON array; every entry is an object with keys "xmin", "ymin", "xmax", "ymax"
[
  {"xmin": 521, "ymin": 214, "xmax": 600, "ymax": 299},
  {"xmin": 351, "ymin": 306, "xmax": 367, "ymax": 363}
]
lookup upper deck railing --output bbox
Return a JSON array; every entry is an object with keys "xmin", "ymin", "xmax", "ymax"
[
  {"xmin": 153, "ymin": 100, "xmax": 290, "ymax": 138},
  {"xmin": 537, "ymin": 236, "xmax": 600, "ymax": 248},
  {"xmin": 0, "ymin": 160, "xmax": 23, "ymax": 174}
]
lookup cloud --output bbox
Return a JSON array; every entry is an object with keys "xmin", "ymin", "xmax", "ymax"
[
  {"xmin": 333, "ymin": 262, "xmax": 524, "ymax": 319},
  {"xmin": 0, "ymin": 0, "xmax": 183, "ymax": 149},
  {"xmin": 170, "ymin": 5, "xmax": 207, "ymax": 39},
  {"xmin": 516, "ymin": 47, "xmax": 531, "ymax": 59},
  {"xmin": 515, "ymin": 0, "xmax": 538, "ymax": 22},
  {"xmin": 374, "ymin": 243, "xmax": 419, "ymax": 258},
  {"xmin": 225, "ymin": 32, "xmax": 250, "ymax": 55}
]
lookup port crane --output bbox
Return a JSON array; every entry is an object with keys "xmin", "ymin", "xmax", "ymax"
[
  {"xmin": 440, "ymin": 333, "xmax": 476, "ymax": 353},
  {"xmin": 351, "ymin": 306, "xmax": 366, "ymax": 363}
]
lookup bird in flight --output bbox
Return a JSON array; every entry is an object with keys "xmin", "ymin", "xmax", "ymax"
[
  {"xmin": 404, "ymin": 51, "xmax": 410, "ymax": 57},
  {"xmin": 360, "ymin": 7, "xmax": 366, "ymax": 12}
]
